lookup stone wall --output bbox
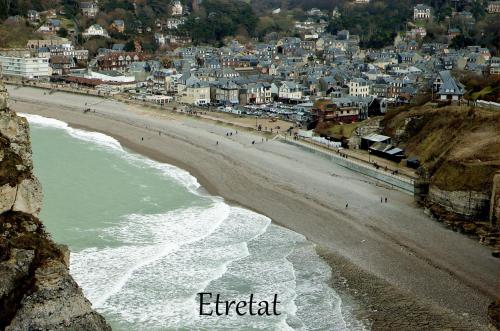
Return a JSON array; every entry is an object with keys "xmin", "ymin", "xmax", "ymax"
[
  {"xmin": 427, "ymin": 186, "xmax": 491, "ymax": 219},
  {"xmin": 0, "ymin": 80, "xmax": 110, "ymax": 330},
  {"xmin": 489, "ymin": 172, "xmax": 500, "ymax": 230}
]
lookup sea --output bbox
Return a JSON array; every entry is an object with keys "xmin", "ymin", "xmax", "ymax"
[{"xmin": 23, "ymin": 113, "xmax": 365, "ymax": 331}]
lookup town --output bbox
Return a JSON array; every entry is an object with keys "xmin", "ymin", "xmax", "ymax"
[{"xmin": 1, "ymin": 1, "xmax": 498, "ymax": 126}]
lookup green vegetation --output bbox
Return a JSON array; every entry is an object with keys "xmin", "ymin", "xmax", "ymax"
[
  {"xmin": 325, "ymin": 122, "xmax": 360, "ymax": 139},
  {"xmin": 457, "ymin": 72, "xmax": 500, "ymax": 102},
  {"xmin": 0, "ymin": 20, "xmax": 36, "ymax": 47},
  {"xmin": 326, "ymin": 0, "xmax": 412, "ymax": 49},
  {"xmin": 181, "ymin": 0, "xmax": 257, "ymax": 45},
  {"xmin": 0, "ymin": 0, "xmax": 59, "ymax": 19}
]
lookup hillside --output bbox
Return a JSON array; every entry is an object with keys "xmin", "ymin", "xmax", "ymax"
[
  {"xmin": 383, "ymin": 104, "xmax": 499, "ymax": 193},
  {"xmin": 1, "ymin": 0, "xmax": 498, "ymax": 50}
]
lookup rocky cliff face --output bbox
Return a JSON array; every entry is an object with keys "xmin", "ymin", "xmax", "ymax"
[
  {"xmin": 0, "ymin": 81, "xmax": 110, "ymax": 330},
  {"xmin": 383, "ymin": 105, "xmax": 500, "ymax": 245}
]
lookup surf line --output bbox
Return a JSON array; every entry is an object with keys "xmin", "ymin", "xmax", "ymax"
[{"xmin": 198, "ymin": 293, "xmax": 281, "ymax": 316}]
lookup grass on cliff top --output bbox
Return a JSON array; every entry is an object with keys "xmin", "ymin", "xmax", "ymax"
[
  {"xmin": 432, "ymin": 162, "xmax": 497, "ymax": 192},
  {"xmin": 325, "ymin": 122, "xmax": 361, "ymax": 139}
]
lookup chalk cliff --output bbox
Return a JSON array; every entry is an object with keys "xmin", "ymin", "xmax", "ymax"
[
  {"xmin": 0, "ymin": 81, "xmax": 110, "ymax": 330},
  {"xmin": 383, "ymin": 104, "xmax": 500, "ymax": 244}
]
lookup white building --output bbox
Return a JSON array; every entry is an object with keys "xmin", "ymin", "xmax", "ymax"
[
  {"xmin": 82, "ymin": 24, "xmax": 110, "ymax": 38},
  {"xmin": 166, "ymin": 17, "xmax": 185, "ymax": 29},
  {"xmin": 488, "ymin": 1, "xmax": 500, "ymax": 13},
  {"xmin": 279, "ymin": 81, "xmax": 303, "ymax": 101},
  {"xmin": 414, "ymin": 4, "xmax": 432, "ymax": 20},
  {"xmin": 88, "ymin": 70, "xmax": 135, "ymax": 83},
  {"xmin": 0, "ymin": 54, "xmax": 50, "ymax": 79},
  {"xmin": 349, "ymin": 78, "xmax": 370, "ymax": 97},
  {"xmin": 170, "ymin": 1, "xmax": 183, "ymax": 16}
]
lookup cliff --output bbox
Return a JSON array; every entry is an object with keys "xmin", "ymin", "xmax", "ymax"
[
  {"xmin": 0, "ymin": 81, "xmax": 110, "ymax": 330},
  {"xmin": 382, "ymin": 104, "xmax": 500, "ymax": 242}
]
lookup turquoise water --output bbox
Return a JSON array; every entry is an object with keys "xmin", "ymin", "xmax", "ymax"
[{"xmin": 25, "ymin": 114, "xmax": 361, "ymax": 330}]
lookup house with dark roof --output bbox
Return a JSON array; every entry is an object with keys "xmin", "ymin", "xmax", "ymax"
[{"xmin": 433, "ymin": 70, "xmax": 465, "ymax": 102}]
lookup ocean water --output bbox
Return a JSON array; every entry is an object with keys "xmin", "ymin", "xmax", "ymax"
[{"xmin": 23, "ymin": 113, "xmax": 363, "ymax": 331}]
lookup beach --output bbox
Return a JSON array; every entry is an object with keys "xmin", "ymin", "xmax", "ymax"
[{"xmin": 9, "ymin": 85, "xmax": 498, "ymax": 329}]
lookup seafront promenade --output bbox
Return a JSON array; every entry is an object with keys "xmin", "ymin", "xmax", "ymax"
[{"xmin": 8, "ymin": 81, "xmax": 417, "ymax": 193}]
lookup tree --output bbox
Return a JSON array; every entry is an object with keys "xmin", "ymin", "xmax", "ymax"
[
  {"xmin": 57, "ymin": 27, "xmax": 68, "ymax": 37},
  {"xmin": 183, "ymin": 0, "xmax": 258, "ymax": 44}
]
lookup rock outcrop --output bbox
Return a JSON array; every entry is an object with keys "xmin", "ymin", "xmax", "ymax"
[{"xmin": 0, "ymin": 81, "xmax": 110, "ymax": 330}]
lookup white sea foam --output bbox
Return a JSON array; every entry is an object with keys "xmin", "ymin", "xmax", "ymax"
[{"xmin": 26, "ymin": 114, "xmax": 361, "ymax": 330}]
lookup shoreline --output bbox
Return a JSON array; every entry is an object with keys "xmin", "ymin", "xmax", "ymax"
[{"xmin": 10, "ymin": 86, "xmax": 498, "ymax": 329}]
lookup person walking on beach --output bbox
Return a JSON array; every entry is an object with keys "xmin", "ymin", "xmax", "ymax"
[
  {"xmin": 385, "ymin": 197, "xmax": 388, "ymax": 203},
  {"xmin": 345, "ymin": 202, "xmax": 348, "ymax": 209},
  {"xmin": 381, "ymin": 197, "xmax": 383, "ymax": 203},
  {"xmin": 141, "ymin": 137, "xmax": 144, "ymax": 141},
  {"xmin": 216, "ymin": 141, "xmax": 218, "ymax": 145}
]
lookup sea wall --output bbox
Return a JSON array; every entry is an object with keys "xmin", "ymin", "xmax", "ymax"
[{"xmin": 0, "ymin": 81, "xmax": 110, "ymax": 330}]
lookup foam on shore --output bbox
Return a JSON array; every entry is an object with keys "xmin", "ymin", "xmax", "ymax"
[{"xmin": 24, "ymin": 113, "xmax": 364, "ymax": 330}]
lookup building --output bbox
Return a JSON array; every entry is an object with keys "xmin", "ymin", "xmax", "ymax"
[
  {"xmin": 349, "ymin": 78, "xmax": 370, "ymax": 97},
  {"xmin": 279, "ymin": 81, "xmax": 303, "ymax": 102},
  {"xmin": 27, "ymin": 10, "xmax": 39, "ymax": 21},
  {"xmin": 212, "ymin": 80, "xmax": 240, "ymax": 105},
  {"xmin": 360, "ymin": 133, "xmax": 391, "ymax": 150},
  {"xmin": 239, "ymin": 83, "xmax": 272, "ymax": 105},
  {"xmin": 80, "ymin": 1, "xmax": 99, "ymax": 17},
  {"xmin": 488, "ymin": 1, "xmax": 500, "ymax": 13},
  {"xmin": 165, "ymin": 17, "xmax": 185, "ymax": 30},
  {"xmin": 181, "ymin": 80, "xmax": 210, "ymax": 105},
  {"xmin": 0, "ymin": 54, "xmax": 50, "ymax": 79},
  {"xmin": 49, "ymin": 55, "xmax": 74, "ymax": 75},
  {"xmin": 433, "ymin": 70, "xmax": 465, "ymax": 102},
  {"xmin": 170, "ymin": 1, "xmax": 183, "ymax": 16},
  {"xmin": 36, "ymin": 19, "xmax": 60, "ymax": 33},
  {"xmin": 96, "ymin": 52, "xmax": 144, "ymax": 71},
  {"xmin": 82, "ymin": 25, "xmax": 110, "ymax": 38},
  {"xmin": 27, "ymin": 39, "xmax": 69, "ymax": 49},
  {"xmin": 111, "ymin": 20, "xmax": 125, "ymax": 33},
  {"xmin": 313, "ymin": 99, "xmax": 359, "ymax": 124},
  {"xmin": 88, "ymin": 70, "xmax": 135, "ymax": 83},
  {"xmin": 414, "ymin": 4, "xmax": 432, "ymax": 20}
]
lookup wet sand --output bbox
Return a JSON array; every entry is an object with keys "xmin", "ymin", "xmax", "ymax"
[{"xmin": 8, "ymin": 86, "xmax": 498, "ymax": 329}]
